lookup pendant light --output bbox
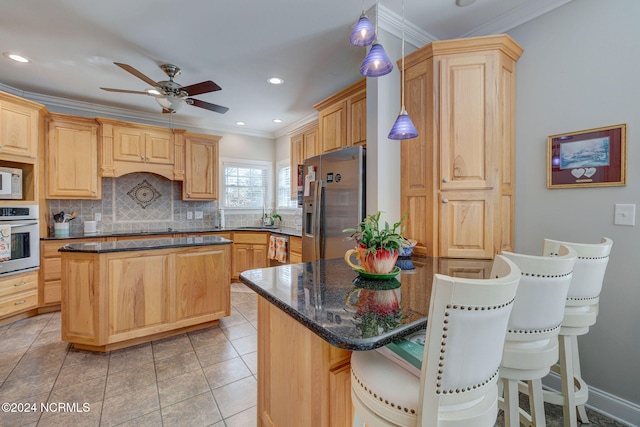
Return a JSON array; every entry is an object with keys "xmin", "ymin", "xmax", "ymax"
[
  {"xmin": 359, "ymin": 0, "xmax": 393, "ymax": 77},
  {"xmin": 350, "ymin": 0, "xmax": 375, "ymax": 47},
  {"xmin": 388, "ymin": 0, "xmax": 418, "ymax": 140}
]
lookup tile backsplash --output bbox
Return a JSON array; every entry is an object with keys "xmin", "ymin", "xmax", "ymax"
[{"xmin": 48, "ymin": 172, "xmax": 302, "ymax": 234}]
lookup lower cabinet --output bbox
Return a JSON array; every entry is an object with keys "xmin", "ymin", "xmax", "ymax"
[
  {"xmin": 289, "ymin": 236, "xmax": 302, "ymax": 264},
  {"xmin": 0, "ymin": 271, "xmax": 38, "ymax": 321},
  {"xmin": 231, "ymin": 232, "xmax": 268, "ymax": 279},
  {"xmin": 257, "ymin": 296, "xmax": 352, "ymax": 427},
  {"xmin": 61, "ymin": 244, "xmax": 231, "ymax": 351}
]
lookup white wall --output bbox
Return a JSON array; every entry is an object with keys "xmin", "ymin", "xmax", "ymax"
[{"xmin": 508, "ymin": 0, "xmax": 640, "ymax": 418}]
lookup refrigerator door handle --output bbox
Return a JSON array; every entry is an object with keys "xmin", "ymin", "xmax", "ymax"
[{"xmin": 313, "ymin": 180, "xmax": 323, "ymax": 260}]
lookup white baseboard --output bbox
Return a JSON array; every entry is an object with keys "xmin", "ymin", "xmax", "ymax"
[{"xmin": 542, "ymin": 372, "xmax": 640, "ymax": 426}]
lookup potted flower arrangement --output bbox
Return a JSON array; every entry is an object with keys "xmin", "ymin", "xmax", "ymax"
[{"xmin": 343, "ymin": 211, "xmax": 409, "ymax": 275}]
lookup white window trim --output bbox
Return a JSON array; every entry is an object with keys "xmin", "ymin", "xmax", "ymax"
[
  {"xmin": 220, "ymin": 157, "xmax": 273, "ymax": 211},
  {"xmin": 276, "ymin": 159, "xmax": 298, "ymax": 212}
]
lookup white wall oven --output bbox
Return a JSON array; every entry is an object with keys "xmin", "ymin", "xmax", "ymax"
[{"xmin": 0, "ymin": 205, "xmax": 39, "ymax": 275}]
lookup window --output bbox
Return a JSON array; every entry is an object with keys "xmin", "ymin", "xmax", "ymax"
[
  {"xmin": 277, "ymin": 160, "xmax": 297, "ymax": 209},
  {"xmin": 222, "ymin": 160, "xmax": 271, "ymax": 209}
]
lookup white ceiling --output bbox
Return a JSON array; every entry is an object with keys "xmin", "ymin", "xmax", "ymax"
[{"xmin": 0, "ymin": 0, "xmax": 571, "ymax": 139}]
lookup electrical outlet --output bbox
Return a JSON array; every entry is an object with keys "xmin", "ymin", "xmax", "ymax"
[
  {"xmin": 614, "ymin": 204, "xmax": 636, "ymax": 226},
  {"xmin": 195, "ymin": 211, "xmax": 203, "ymax": 219},
  {"xmin": 94, "ymin": 213, "xmax": 102, "ymax": 222},
  {"xmin": 187, "ymin": 211, "xmax": 193, "ymax": 220}
]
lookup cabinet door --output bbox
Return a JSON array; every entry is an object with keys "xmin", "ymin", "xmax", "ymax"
[
  {"xmin": 47, "ymin": 116, "xmax": 100, "ymax": 199},
  {"xmin": 184, "ymin": 136, "xmax": 218, "ymax": 200},
  {"xmin": 319, "ymin": 102, "xmax": 347, "ymax": 153},
  {"xmin": 290, "ymin": 133, "xmax": 304, "ymax": 200},
  {"xmin": 0, "ymin": 99, "xmax": 39, "ymax": 159},
  {"xmin": 113, "ymin": 127, "xmax": 145, "ymax": 162},
  {"xmin": 175, "ymin": 246, "xmax": 230, "ymax": 322},
  {"xmin": 349, "ymin": 91, "xmax": 366, "ymax": 147},
  {"xmin": 439, "ymin": 190, "xmax": 493, "ymax": 258},
  {"xmin": 145, "ymin": 131, "xmax": 174, "ymax": 164},
  {"xmin": 107, "ymin": 254, "xmax": 170, "ymax": 337},
  {"xmin": 252, "ymin": 245, "xmax": 268, "ymax": 269},
  {"xmin": 232, "ymin": 244, "xmax": 253, "ymax": 278},
  {"xmin": 303, "ymin": 128, "xmax": 318, "ymax": 159}
]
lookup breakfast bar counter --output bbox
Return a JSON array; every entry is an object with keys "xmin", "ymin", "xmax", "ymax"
[
  {"xmin": 59, "ymin": 236, "xmax": 232, "ymax": 352},
  {"xmin": 239, "ymin": 256, "xmax": 492, "ymax": 427}
]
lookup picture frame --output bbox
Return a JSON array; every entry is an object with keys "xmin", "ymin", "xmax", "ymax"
[{"xmin": 547, "ymin": 124, "xmax": 626, "ymax": 188}]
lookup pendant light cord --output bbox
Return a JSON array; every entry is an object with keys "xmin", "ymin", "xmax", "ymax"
[{"xmin": 401, "ymin": 0, "xmax": 406, "ymax": 111}]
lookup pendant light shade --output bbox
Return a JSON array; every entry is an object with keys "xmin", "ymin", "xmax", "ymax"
[
  {"xmin": 350, "ymin": 14, "xmax": 376, "ymax": 46},
  {"xmin": 388, "ymin": 110, "xmax": 418, "ymax": 140},
  {"xmin": 360, "ymin": 43, "xmax": 394, "ymax": 77}
]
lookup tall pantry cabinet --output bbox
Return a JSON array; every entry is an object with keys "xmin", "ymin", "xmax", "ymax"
[{"xmin": 400, "ymin": 34, "xmax": 523, "ymax": 258}]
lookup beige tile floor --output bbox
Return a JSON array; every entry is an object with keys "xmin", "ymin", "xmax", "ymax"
[{"xmin": 0, "ymin": 282, "xmax": 627, "ymax": 427}]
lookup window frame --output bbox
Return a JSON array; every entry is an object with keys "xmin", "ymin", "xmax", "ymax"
[
  {"xmin": 276, "ymin": 159, "xmax": 298, "ymax": 211},
  {"xmin": 220, "ymin": 157, "xmax": 273, "ymax": 212}
]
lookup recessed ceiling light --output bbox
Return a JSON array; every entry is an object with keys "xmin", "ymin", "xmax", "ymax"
[
  {"xmin": 273, "ymin": 119, "xmax": 282, "ymax": 123},
  {"xmin": 236, "ymin": 121, "xmax": 246, "ymax": 126},
  {"xmin": 455, "ymin": 0, "xmax": 475, "ymax": 6},
  {"xmin": 267, "ymin": 77, "xmax": 284, "ymax": 85},
  {"xmin": 3, "ymin": 53, "xmax": 29, "ymax": 63}
]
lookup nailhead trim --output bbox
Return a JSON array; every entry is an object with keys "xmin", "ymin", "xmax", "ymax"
[
  {"xmin": 508, "ymin": 323, "xmax": 561, "ymax": 334},
  {"xmin": 352, "ymin": 369, "xmax": 418, "ymax": 415},
  {"xmin": 567, "ymin": 296, "xmax": 599, "ymax": 302},
  {"xmin": 521, "ymin": 271, "xmax": 573, "ymax": 278},
  {"xmin": 549, "ymin": 252, "xmax": 609, "ymax": 261}
]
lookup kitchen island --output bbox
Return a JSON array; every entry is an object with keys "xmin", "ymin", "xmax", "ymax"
[
  {"xmin": 60, "ymin": 235, "xmax": 232, "ymax": 352},
  {"xmin": 239, "ymin": 256, "xmax": 492, "ymax": 427}
]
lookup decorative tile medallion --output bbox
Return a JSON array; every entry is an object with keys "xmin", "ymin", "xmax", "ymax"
[{"xmin": 127, "ymin": 179, "xmax": 161, "ymax": 209}]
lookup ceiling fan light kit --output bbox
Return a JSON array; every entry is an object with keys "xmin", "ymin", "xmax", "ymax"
[{"xmin": 100, "ymin": 62, "xmax": 228, "ymax": 114}]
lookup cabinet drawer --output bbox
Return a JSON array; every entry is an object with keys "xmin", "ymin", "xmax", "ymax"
[
  {"xmin": 43, "ymin": 258, "xmax": 62, "ymax": 282},
  {"xmin": 0, "ymin": 272, "xmax": 38, "ymax": 299},
  {"xmin": 0, "ymin": 290, "xmax": 37, "ymax": 318},
  {"xmin": 232, "ymin": 232, "xmax": 269, "ymax": 245}
]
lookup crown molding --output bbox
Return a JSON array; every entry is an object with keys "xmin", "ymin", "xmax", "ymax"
[{"xmin": 368, "ymin": 4, "xmax": 437, "ymax": 48}]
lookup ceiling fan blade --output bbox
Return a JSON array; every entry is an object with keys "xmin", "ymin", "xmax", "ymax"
[
  {"xmin": 181, "ymin": 80, "xmax": 221, "ymax": 96},
  {"xmin": 188, "ymin": 98, "xmax": 229, "ymax": 114},
  {"xmin": 100, "ymin": 87, "xmax": 150, "ymax": 95},
  {"xmin": 114, "ymin": 62, "xmax": 159, "ymax": 87}
]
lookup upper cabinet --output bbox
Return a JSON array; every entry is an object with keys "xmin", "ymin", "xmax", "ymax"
[
  {"xmin": 314, "ymin": 79, "xmax": 366, "ymax": 154},
  {"xmin": 97, "ymin": 118, "xmax": 184, "ymax": 181},
  {"xmin": 289, "ymin": 121, "xmax": 318, "ymax": 200},
  {"xmin": 400, "ymin": 35, "xmax": 523, "ymax": 259},
  {"xmin": 0, "ymin": 91, "xmax": 44, "ymax": 161},
  {"xmin": 46, "ymin": 113, "xmax": 100, "ymax": 199},
  {"xmin": 181, "ymin": 131, "xmax": 220, "ymax": 200}
]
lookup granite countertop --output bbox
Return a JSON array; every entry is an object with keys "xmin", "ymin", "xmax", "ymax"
[
  {"xmin": 240, "ymin": 256, "xmax": 443, "ymax": 351},
  {"xmin": 43, "ymin": 226, "xmax": 302, "ymax": 240},
  {"xmin": 59, "ymin": 235, "xmax": 232, "ymax": 253}
]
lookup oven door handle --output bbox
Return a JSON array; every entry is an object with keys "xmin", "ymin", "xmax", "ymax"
[{"xmin": 5, "ymin": 221, "xmax": 38, "ymax": 228}]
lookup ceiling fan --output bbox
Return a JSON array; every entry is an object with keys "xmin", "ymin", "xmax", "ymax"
[{"xmin": 100, "ymin": 62, "xmax": 229, "ymax": 114}]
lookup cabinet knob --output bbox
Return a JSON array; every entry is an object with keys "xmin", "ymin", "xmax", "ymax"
[
  {"xmin": 140, "ymin": 156, "xmax": 144, "ymax": 160},
  {"xmin": 92, "ymin": 191, "xmax": 96, "ymax": 195},
  {"xmin": 14, "ymin": 300, "xmax": 26, "ymax": 305},
  {"xmin": 146, "ymin": 156, "xmax": 150, "ymax": 161},
  {"xmin": 442, "ymin": 198, "xmax": 449, "ymax": 204},
  {"xmin": 442, "ymin": 178, "xmax": 449, "ymax": 183},
  {"xmin": 14, "ymin": 281, "xmax": 26, "ymax": 287}
]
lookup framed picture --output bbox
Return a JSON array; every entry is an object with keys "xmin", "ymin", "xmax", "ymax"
[{"xmin": 547, "ymin": 124, "xmax": 626, "ymax": 188}]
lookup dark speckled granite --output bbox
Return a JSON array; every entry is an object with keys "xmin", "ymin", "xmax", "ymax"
[
  {"xmin": 239, "ymin": 256, "xmax": 493, "ymax": 351},
  {"xmin": 58, "ymin": 235, "xmax": 231, "ymax": 253},
  {"xmin": 42, "ymin": 226, "xmax": 301, "ymax": 240}
]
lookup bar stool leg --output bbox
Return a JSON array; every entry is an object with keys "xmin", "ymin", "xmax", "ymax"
[
  {"xmin": 528, "ymin": 379, "xmax": 547, "ymax": 427},
  {"xmin": 570, "ymin": 336, "xmax": 590, "ymax": 423},
  {"xmin": 559, "ymin": 335, "xmax": 578, "ymax": 427},
  {"xmin": 503, "ymin": 378, "xmax": 520, "ymax": 427}
]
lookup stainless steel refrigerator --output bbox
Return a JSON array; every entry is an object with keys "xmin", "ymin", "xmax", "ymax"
[{"xmin": 302, "ymin": 146, "xmax": 365, "ymax": 262}]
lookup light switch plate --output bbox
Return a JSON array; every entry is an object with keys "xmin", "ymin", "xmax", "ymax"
[
  {"xmin": 94, "ymin": 213, "xmax": 102, "ymax": 222},
  {"xmin": 187, "ymin": 211, "xmax": 193, "ymax": 220},
  {"xmin": 195, "ymin": 211, "xmax": 203, "ymax": 219},
  {"xmin": 614, "ymin": 204, "xmax": 635, "ymax": 226}
]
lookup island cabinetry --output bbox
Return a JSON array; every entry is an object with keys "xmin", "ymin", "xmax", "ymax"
[
  {"xmin": 231, "ymin": 232, "xmax": 268, "ymax": 279},
  {"xmin": 400, "ymin": 34, "xmax": 522, "ymax": 258},
  {"xmin": 257, "ymin": 296, "xmax": 352, "ymax": 427},
  {"xmin": 45, "ymin": 113, "xmax": 100, "ymax": 199},
  {"xmin": 97, "ymin": 118, "xmax": 184, "ymax": 181},
  {"xmin": 61, "ymin": 243, "xmax": 231, "ymax": 351},
  {"xmin": 182, "ymin": 131, "xmax": 220, "ymax": 200},
  {"xmin": 0, "ymin": 91, "xmax": 43, "ymax": 160},
  {"xmin": 39, "ymin": 238, "xmax": 106, "ymax": 307},
  {"xmin": 314, "ymin": 79, "xmax": 366, "ymax": 154},
  {"xmin": 0, "ymin": 271, "xmax": 38, "ymax": 322}
]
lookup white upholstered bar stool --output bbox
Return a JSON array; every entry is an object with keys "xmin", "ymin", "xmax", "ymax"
[
  {"xmin": 499, "ymin": 246, "xmax": 577, "ymax": 427},
  {"xmin": 541, "ymin": 237, "xmax": 613, "ymax": 427},
  {"xmin": 350, "ymin": 255, "xmax": 521, "ymax": 427}
]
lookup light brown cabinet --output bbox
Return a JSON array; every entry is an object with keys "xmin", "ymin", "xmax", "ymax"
[
  {"xmin": 289, "ymin": 236, "xmax": 302, "ymax": 264},
  {"xmin": 400, "ymin": 34, "xmax": 522, "ymax": 258},
  {"xmin": 0, "ymin": 271, "xmax": 38, "ymax": 321},
  {"xmin": 46, "ymin": 113, "xmax": 100, "ymax": 199},
  {"xmin": 231, "ymin": 232, "xmax": 268, "ymax": 279},
  {"xmin": 314, "ymin": 79, "xmax": 366, "ymax": 154},
  {"xmin": 257, "ymin": 296, "xmax": 352, "ymax": 427},
  {"xmin": 97, "ymin": 118, "xmax": 184, "ymax": 181},
  {"xmin": 0, "ymin": 91, "xmax": 43, "ymax": 161},
  {"xmin": 183, "ymin": 132, "xmax": 220, "ymax": 200},
  {"xmin": 61, "ymin": 243, "xmax": 231, "ymax": 351},
  {"xmin": 289, "ymin": 122, "xmax": 318, "ymax": 200}
]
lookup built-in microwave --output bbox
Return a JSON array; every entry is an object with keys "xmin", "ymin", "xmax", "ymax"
[
  {"xmin": 0, "ymin": 167, "xmax": 23, "ymax": 200},
  {"xmin": 0, "ymin": 205, "xmax": 39, "ymax": 275}
]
